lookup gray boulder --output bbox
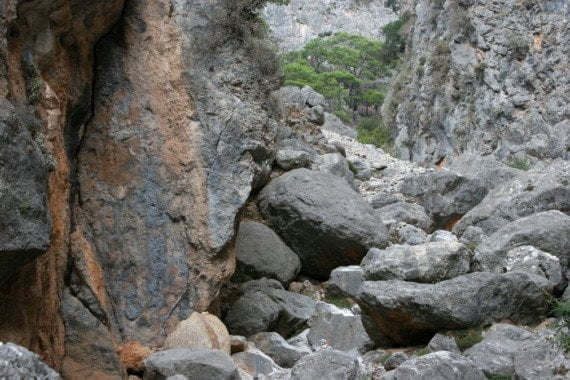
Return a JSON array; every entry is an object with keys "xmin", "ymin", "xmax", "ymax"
[
  {"xmin": 250, "ymin": 332, "xmax": 310, "ymax": 368},
  {"xmin": 503, "ymin": 246, "xmax": 563, "ymax": 287},
  {"xmin": 447, "ymin": 154, "xmax": 521, "ymax": 191},
  {"xmin": 513, "ymin": 334, "xmax": 570, "ymax": 380},
  {"xmin": 375, "ymin": 202, "xmax": 432, "ymax": 232},
  {"xmin": 327, "ymin": 266, "xmax": 364, "ymax": 298},
  {"xmin": 400, "ymin": 171, "xmax": 488, "ymax": 229},
  {"xmin": 143, "ymin": 349, "xmax": 239, "ymax": 380},
  {"xmin": 287, "ymin": 329, "xmax": 312, "ymax": 352},
  {"xmin": 307, "ymin": 302, "xmax": 373, "ymax": 354},
  {"xmin": 232, "ymin": 349, "xmax": 281, "ymax": 377},
  {"xmin": 265, "ymin": 288, "xmax": 317, "ymax": 338},
  {"xmin": 358, "ymin": 272, "xmax": 551, "ymax": 346},
  {"xmin": 384, "ymin": 352, "xmax": 409, "ymax": 371},
  {"xmin": 368, "ymin": 192, "xmax": 400, "ymax": 209},
  {"xmin": 312, "ymin": 153, "xmax": 355, "ymax": 186},
  {"xmin": 427, "ymin": 334, "xmax": 461, "ymax": 354},
  {"xmin": 361, "ymin": 242, "xmax": 471, "ymax": 283},
  {"xmin": 258, "ymin": 169, "xmax": 389, "ymax": 279},
  {"xmin": 380, "ymin": 351, "xmax": 485, "ymax": 380},
  {"xmin": 473, "ymin": 210, "xmax": 570, "ymax": 272},
  {"xmin": 464, "ymin": 324, "xmax": 534, "ymax": 378},
  {"xmin": 0, "ymin": 342, "xmax": 60, "ymax": 379},
  {"xmin": 0, "ymin": 100, "xmax": 51, "ymax": 284},
  {"xmin": 224, "ymin": 283, "xmax": 316, "ymax": 339},
  {"xmin": 321, "ymin": 113, "xmax": 357, "ymax": 139},
  {"xmin": 430, "ymin": 230, "xmax": 458, "ymax": 243},
  {"xmin": 454, "ymin": 160, "xmax": 570, "ymax": 236},
  {"xmin": 275, "ymin": 149, "xmax": 313, "ymax": 171},
  {"xmin": 348, "ymin": 159, "xmax": 372, "ymax": 181},
  {"xmin": 396, "ymin": 224, "xmax": 429, "ymax": 246},
  {"xmin": 233, "ymin": 222, "xmax": 301, "ymax": 285},
  {"xmin": 289, "ymin": 349, "xmax": 358, "ymax": 380},
  {"xmin": 224, "ymin": 291, "xmax": 281, "ymax": 337}
]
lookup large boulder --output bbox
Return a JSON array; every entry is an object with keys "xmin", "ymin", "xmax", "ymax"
[
  {"xmin": 164, "ymin": 312, "xmax": 231, "ymax": 354},
  {"xmin": 446, "ymin": 154, "xmax": 521, "ymax": 191},
  {"xmin": 361, "ymin": 242, "xmax": 471, "ymax": 283},
  {"xmin": 502, "ymin": 246, "xmax": 563, "ymax": 287},
  {"xmin": 258, "ymin": 169, "xmax": 389, "ymax": 279},
  {"xmin": 380, "ymin": 351, "xmax": 485, "ymax": 380},
  {"xmin": 250, "ymin": 332, "xmax": 310, "ymax": 368},
  {"xmin": 312, "ymin": 153, "xmax": 355, "ymax": 187},
  {"xmin": 233, "ymin": 222, "xmax": 301, "ymax": 285},
  {"xmin": 375, "ymin": 202, "xmax": 433, "ymax": 232},
  {"xmin": 224, "ymin": 282, "xmax": 316, "ymax": 339},
  {"xmin": 0, "ymin": 342, "xmax": 60, "ymax": 379},
  {"xmin": 231, "ymin": 349, "xmax": 281, "ymax": 377},
  {"xmin": 289, "ymin": 349, "xmax": 359, "ymax": 380},
  {"xmin": 473, "ymin": 210, "xmax": 570, "ymax": 272},
  {"xmin": 143, "ymin": 349, "xmax": 239, "ymax": 380},
  {"xmin": 358, "ymin": 272, "xmax": 551, "ymax": 346},
  {"xmin": 454, "ymin": 160, "xmax": 570, "ymax": 236},
  {"xmin": 464, "ymin": 324, "xmax": 535, "ymax": 378},
  {"xmin": 512, "ymin": 333, "xmax": 570, "ymax": 379},
  {"xmin": 307, "ymin": 302, "xmax": 373, "ymax": 354},
  {"xmin": 400, "ymin": 171, "xmax": 488, "ymax": 229},
  {"xmin": 0, "ymin": 100, "xmax": 51, "ymax": 284},
  {"xmin": 327, "ymin": 266, "xmax": 364, "ymax": 298}
]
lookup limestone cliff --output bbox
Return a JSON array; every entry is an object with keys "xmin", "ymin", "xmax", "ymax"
[
  {"xmin": 384, "ymin": 0, "xmax": 569, "ymax": 165},
  {"xmin": 0, "ymin": 0, "xmax": 281, "ymax": 377},
  {"xmin": 263, "ymin": 0, "xmax": 398, "ymax": 51}
]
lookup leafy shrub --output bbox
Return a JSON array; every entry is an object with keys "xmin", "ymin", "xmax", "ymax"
[
  {"xmin": 474, "ymin": 62, "xmax": 487, "ymax": 80},
  {"xmin": 508, "ymin": 157, "xmax": 532, "ymax": 171},
  {"xmin": 22, "ymin": 53, "xmax": 42, "ymax": 104},
  {"xmin": 356, "ymin": 117, "xmax": 392, "ymax": 149},
  {"xmin": 381, "ymin": 13, "xmax": 410, "ymax": 65},
  {"xmin": 553, "ymin": 299, "xmax": 570, "ymax": 352}
]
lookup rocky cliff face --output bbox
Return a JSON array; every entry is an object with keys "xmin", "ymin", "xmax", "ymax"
[
  {"xmin": 263, "ymin": 0, "xmax": 397, "ymax": 51},
  {"xmin": 384, "ymin": 0, "xmax": 569, "ymax": 165},
  {"xmin": 0, "ymin": 0, "xmax": 280, "ymax": 377}
]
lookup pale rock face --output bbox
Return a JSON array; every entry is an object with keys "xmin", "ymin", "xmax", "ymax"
[
  {"xmin": 263, "ymin": 0, "xmax": 398, "ymax": 51},
  {"xmin": 164, "ymin": 312, "xmax": 231, "ymax": 354}
]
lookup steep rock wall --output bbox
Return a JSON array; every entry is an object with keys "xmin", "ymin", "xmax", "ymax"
[
  {"xmin": 384, "ymin": 0, "xmax": 569, "ymax": 164},
  {"xmin": 0, "ymin": 0, "xmax": 280, "ymax": 377},
  {"xmin": 263, "ymin": 0, "xmax": 398, "ymax": 51}
]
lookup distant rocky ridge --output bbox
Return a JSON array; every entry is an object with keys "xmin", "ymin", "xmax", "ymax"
[{"xmin": 263, "ymin": 0, "xmax": 398, "ymax": 51}]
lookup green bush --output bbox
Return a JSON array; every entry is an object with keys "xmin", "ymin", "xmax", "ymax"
[
  {"xmin": 356, "ymin": 117, "xmax": 392, "ymax": 149},
  {"xmin": 553, "ymin": 299, "xmax": 570, "ymax": 352},
  {"xmin": 508, "ymin": 157, "xmax": 532, "ymax": 171}
]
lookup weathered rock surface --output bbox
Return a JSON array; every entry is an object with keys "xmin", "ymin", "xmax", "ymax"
[
  {"xmin": 250, "ymin": 332, "xmax": 310, "ymax": 368},
  {"xmin": 288, "ymin": 349, "xmax": 358, "ymax": 380},
  {"xmin": 464, "ymin": 323, "xmax": 534, "ymax": 378},
  {"xmin": 358, "ymin": 272, "xmax": 551, "ymax": 346},
  {"xmin": 473, "ymin": 210, "xmax": 570, "ymax": 272},
  {"xmin": 400, "ymin": 171, "xmax": 488, "ymax": 229},
  {"xmin": 0, "ymin": 342, "xmax": 60, "ymax": 379},
  {"xmin": 275, "ymin": 150, "xmax": 313, "ymax": 171},
  {"xmin": 427, "ymin": 334, "xmax": 461, "ymax": 354},
  {"xmin": 454, "ymin": 160, "xmax": 570, "ymax": 235},
  {"xmin": 375, "ymin": 202, "xmax": 433, "ymax": 232},
  {"xmin": 224, "ymin": 282, "xmax": 316, "ymax": 339},
  {"xmin": 143, "ymin": 349, "xmax": 239, "ymax": 380},
  {"xmin": 380, "ymin": 351, "xmax": 485, "ymax": 380},
  {"xmin": 327, "ymin": 266, "xmax": 364, "ymax": 298},
  {"xmin": 361, "ymin": 242, "xmax": 471, "ymax": 283},
  {"xmin": 0, "ymin": 100, "xmax": 50, "ymax": 284},
  {"xmin": 386, "ymin": 0, "xmax": 570, "ymax": 165},
  {"xmin": 259, "ymin": 168, "xmax": 389, "ymax": 279},
  {"xmin": 232, "ymin": 349, "xmax": 281, "ymax": 377},
  {"xmin": 312, "ymin": 153, "xmax": 355, "ymax": 186},
  {"xmin": 307, "ymin": 302, "xmax": 372, "ymax": 354},
  {"xmin": 164, "ymin": 312, "xmax": 231, "ymax": 354},
  {"xmin": 321, "ymin": 113, "xmax": 357, "ymax": 139},
  {"xmin": 233, "ymin": 222, "xmax": 301, "ymax": 285},
  {"xmin": 396, "ymin": 224, "xmax": 429, "ymax": 246},
  {"xmin": 502, "ymin": 246, "xmax": 563, "ymax": 287},
  {"xmin": 384, "ymin": 352, "xmax": 409, "ymax": 371},
  {"xmin": 263, "ymin": 0, "xmax": 396, "ymax": 51}
]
